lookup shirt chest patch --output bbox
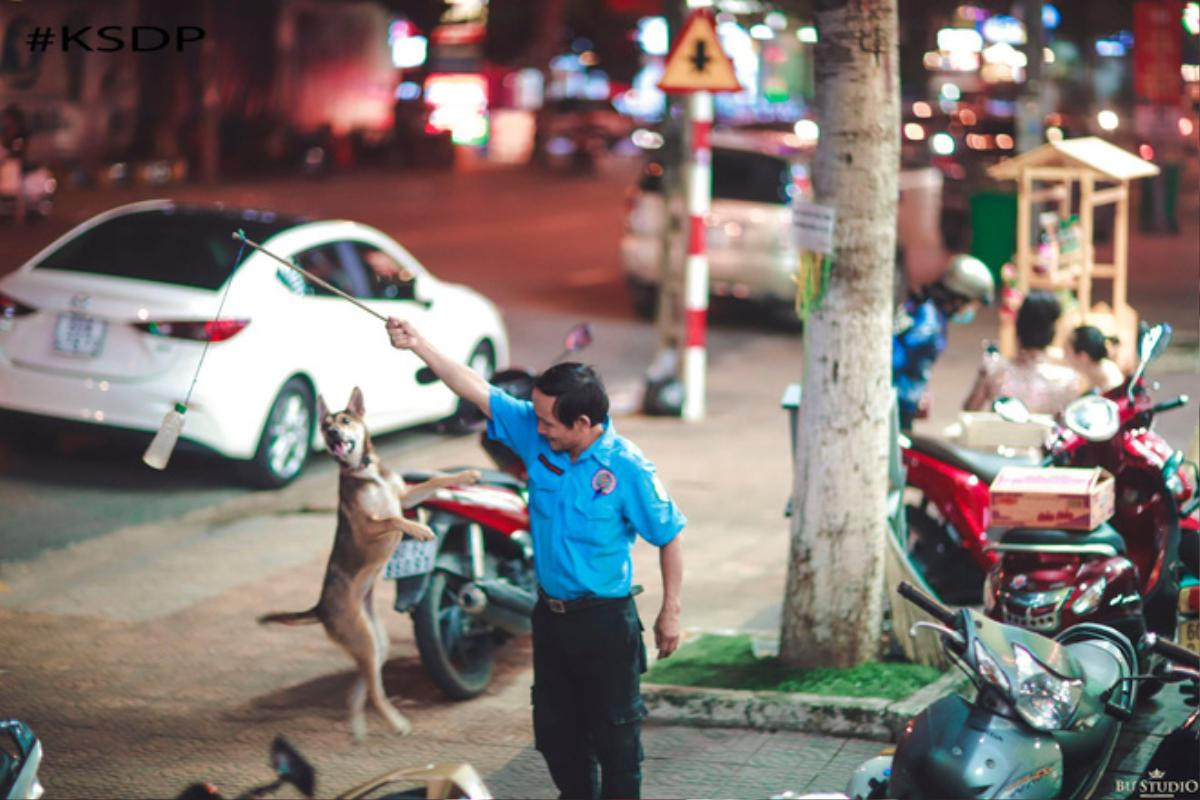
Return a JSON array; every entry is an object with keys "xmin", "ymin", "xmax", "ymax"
[{"xmin": 591, "ymin": 468, "xmax": 617, "ymax": 496}]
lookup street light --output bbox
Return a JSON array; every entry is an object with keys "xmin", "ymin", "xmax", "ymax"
[{"xmin": 1097, "ymin": 110, "xmax": 1119, "ymax": 132}]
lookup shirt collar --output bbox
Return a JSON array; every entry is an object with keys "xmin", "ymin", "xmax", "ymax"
[{"xmin": 578, "ymin": 418, "xmax": 617, "ymax": 466}]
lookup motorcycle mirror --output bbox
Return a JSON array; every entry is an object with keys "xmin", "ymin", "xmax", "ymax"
[
  {"xmin": 1062, "ymin": 395, "xmax": 1121, "ymax": 442},
  {"xmin": 1139, "ymin": 323, "xmax": 1173, "ymax": 364},
  {"xmin": 270, "ymin": 736, "xmax": 315, "ymax": 798},
  {"xmin": 563, "ymin": 323, "xmax": 593, "ymax": 354},
  {"xmin": 992, "ymin": 396, "xmax": 1031, "ymax": 424},
  {"xmin": 1128, "ymin": 323, "xmax": 1173, "ymax": 402}
]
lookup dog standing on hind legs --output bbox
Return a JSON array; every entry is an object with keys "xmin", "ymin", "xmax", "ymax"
[{"xmin": 258, "ymin": 386, "xmax": 480, "ymax": 741}]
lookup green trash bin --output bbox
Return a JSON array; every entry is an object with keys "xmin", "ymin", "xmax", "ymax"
[
  {"xmin": 968, "ymin": 191, "xmax": 1018, "ymax": 285},
  {"xmin": 1139, "ymin": 164, "xmax": 1181, "ymax": 234}
]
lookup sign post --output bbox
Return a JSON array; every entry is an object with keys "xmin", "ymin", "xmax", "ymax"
[{"xmin": 657, "ymin": 5, "xmax": 740, "ymax": 421}]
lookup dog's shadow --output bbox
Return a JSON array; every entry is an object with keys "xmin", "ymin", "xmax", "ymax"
[{"xmin": 229, "ymin": 657, "xmax": 443, "ymax": 725}]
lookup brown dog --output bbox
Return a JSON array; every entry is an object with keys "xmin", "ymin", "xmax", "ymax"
[{"xmin": 258, "ymin": 386, "xmax": 479, "ymax": 740}]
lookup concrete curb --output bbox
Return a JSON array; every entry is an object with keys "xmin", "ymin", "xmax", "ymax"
[{"xmin": 643, "ymin": 669, "xmax": 963, "ymax": 742}]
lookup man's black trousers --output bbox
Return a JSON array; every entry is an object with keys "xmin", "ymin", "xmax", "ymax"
[{"xmin": 531, "ymin": 596, "xmax": 647, "ymax": 800}]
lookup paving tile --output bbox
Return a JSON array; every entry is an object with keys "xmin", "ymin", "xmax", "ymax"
[{"xmin": 642, "ymin": 723, "xmax": 771, "ymax": 764}]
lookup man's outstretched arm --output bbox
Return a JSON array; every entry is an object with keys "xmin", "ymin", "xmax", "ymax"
[{"xmin": 387, "ymin": 317, "xmax": 492, "ymax": 418}]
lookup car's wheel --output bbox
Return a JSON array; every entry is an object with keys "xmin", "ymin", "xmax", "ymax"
[
  {"xmin": 444, "ymin": 340, "xmax": 495, "ymax": 434},
  {"xmin": 766, "ymin": 300, "xmax": 805, "ymax": 333},
  {"xmin": 629, "ymin": 279, "xmax": 659, "ymax": 320},
  {"xmin": 240, "ymin": 377, "xmax": 314, "ymax": 489},
  {"xmin": 412, "ymin": 569, "xmax": 496, "ymax": 700}
]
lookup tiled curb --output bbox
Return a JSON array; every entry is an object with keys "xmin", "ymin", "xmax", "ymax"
[{"xmin": 643, "ymin": 669, "xmax": 963, "ymax": 742}]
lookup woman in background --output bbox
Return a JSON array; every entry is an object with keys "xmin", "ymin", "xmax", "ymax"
[
  {"xmin": 963, "ymin": 290, "xmax": 1079, "ymax": 415},
  {"xmin": 1067, "ymin": 325, "xmax": 1124, "ymax": 393}
]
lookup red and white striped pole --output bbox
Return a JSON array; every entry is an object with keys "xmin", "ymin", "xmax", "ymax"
[{"xmin": 683, "ymin": 89, "xmax": 712, "ymax": 421}]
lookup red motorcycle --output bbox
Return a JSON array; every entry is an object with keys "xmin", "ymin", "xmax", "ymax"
[
  {"xmin": 900, "ymin": 428, "xmax": 1039, "ymax": 605},
  {"xmin": 983, "ymin": 324, "xmax": 1196, "ymax": 665},
  {"xmin": 387, "ymin": 325, "xmax": 592, "ymax": 700}
]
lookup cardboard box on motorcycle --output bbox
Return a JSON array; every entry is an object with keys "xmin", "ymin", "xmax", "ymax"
[{"xmin": 989, "ymin": 466, "xmax": 1115, "ymax": 530}]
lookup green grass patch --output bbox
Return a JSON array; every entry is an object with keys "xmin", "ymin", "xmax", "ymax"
[{"xmin": 644, "ymin": 634, "xmax": 943, "ymax": 701}]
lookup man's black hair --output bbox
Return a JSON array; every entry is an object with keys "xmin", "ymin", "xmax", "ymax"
[
  {"xmin": 534, "ymin": 362, "xmax": 609, "ymax": 427},
  {"xmin": 924, "ymin": 281, "xmax": 970, "ymax": 316},
  {"xmin": 1016, "ymin": 290, "xmax": 1061, "ymax": 350},
  {"xmin": 1071, "ymin": 325, "xmax": 1115, "ymax": 363}
]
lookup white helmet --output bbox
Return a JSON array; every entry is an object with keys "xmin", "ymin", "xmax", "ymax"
[{"xmin": 940, "ymin": 254, "xmax": 995, "ymax": 306}]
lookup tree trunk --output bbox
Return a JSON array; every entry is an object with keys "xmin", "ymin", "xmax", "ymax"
[{"xmin": 779, "ymin": 0, "xmax": 899, "ymax": 669}]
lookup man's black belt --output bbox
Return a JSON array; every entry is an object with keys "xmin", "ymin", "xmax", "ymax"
[{"xmin": 538, "ymin": 585, "xmax": 643, "ymax": 614}]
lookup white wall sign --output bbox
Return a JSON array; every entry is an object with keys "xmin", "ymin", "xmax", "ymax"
[{"xmin": 793, "ymin": 201, "xmax": 837, "ymax": 254}]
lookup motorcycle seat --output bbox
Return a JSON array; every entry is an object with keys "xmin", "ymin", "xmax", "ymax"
[
  {"xmin": 907, "ymin": 434, "xmax": 1041, "ymax": 484},
  {"xmin": 999, "ymin": 523, "xmax": 1126, "ymax": 555}
]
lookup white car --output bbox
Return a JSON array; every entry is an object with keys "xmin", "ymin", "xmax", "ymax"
[
  {"xmin": 0, "ymin": 200, "xmax": 509, "ymax": 487},
  {"xmin": 621, "ymin": 131, "xmax": 810, "ymax": 327}
]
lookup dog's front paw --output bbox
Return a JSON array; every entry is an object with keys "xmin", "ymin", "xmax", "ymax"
[
  {"xmin": 457, "ymin": 469, "xmax": 482, "ymax": 485},
  {"xmin": 408, "ymin": 522, "xmax": 436, "ymax": 541}
]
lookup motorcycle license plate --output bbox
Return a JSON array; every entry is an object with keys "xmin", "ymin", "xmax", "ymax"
[
  {"xmin": 54, "ymin": 313, "xmax": 107, "ymax": 358},
  {"xmin": 1180, "ymin": 618, "xmax": 1200, "ymax": 655},
  {"xmin": 384, "ymin": 539, "xmax": 437, "ymax": 579}
]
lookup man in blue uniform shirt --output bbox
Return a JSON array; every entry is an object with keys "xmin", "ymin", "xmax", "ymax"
[{"xmin": 386, "ymin": 317, "xmax": 685, "ymax": 800}]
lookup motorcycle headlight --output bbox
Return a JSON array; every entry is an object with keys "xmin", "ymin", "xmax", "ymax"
[
  {"xmin": 1071, "ymin": 576, "xmax": 1108, "ymax": 616},
  {"xmin": 1012, "ymin": 644, "xmax": 1082, "ymax": 730},
  {"xmin": 973, "ymin": 639, "xmax": 1011, "ymax": 692}
]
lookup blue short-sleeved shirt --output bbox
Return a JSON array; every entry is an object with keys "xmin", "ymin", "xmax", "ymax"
[{"xmin": 487, "ymin": 386, "xmax": 686, "ymax": 600}]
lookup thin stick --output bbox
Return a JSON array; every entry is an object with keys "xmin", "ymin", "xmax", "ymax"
[{"xmin": 232, "ymin": 230, "xmax": 388, "ymax": 323}]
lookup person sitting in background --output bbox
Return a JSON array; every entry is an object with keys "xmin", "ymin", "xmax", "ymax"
[
  {"xmin": 963, "ymin": 290, "xmax": 1079, "ymax": 415},
  {"xmin": 892, "ymin": 254, "xmax": 996, "ymax": 429},
  {"xmin": 1068, "ymin": 325, "xmax": 1124, "ymax": 393}
]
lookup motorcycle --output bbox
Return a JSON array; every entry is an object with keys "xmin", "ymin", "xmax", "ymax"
[
  {"xmin": 0, "ymin": 154, "xmax": 55, "ymax": 220},
  {"xmin": 1177, "ymin": 491, "xmax": 1200, "ymax": 656},
  {"xmin": 900, "ymin": 424, "xmax": 1039, "ymax": 606},
  {"xmin": 386, "ymin": 324, "xmax": 592, "ymax": 700},
  {"xmin": 0, "ymin": 720, "xmax": 43, "ymax": 800},
  {"xmin": 984, "ymin": 324, "xmax": 1195, "ymax": 663},
  {"xmin": 177, "ymin": 735, "xmax": 492, "ymax": 799},
  {"xmin": 904, "ymin": 323, "xmax": 1196, "ymax": 613},
  {"xmin": 1122, "ymin": 633, "xmax": 1200, "ymax": 796},
  {"xmin": 849, "ymin": 581, "xmax": 1139, "ymax": 800}
]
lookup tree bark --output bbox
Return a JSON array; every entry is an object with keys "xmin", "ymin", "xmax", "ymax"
[{"xmin": 779, "ymin": 0, "xmax": 899, "ymax": 669}]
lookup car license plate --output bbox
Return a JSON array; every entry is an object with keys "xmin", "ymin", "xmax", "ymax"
[
  {"xmin": 384, "ymin": 539, "xmax": 437, "ymax": 580},
  {"xmin": 54, "ymin": 313, "xmax": 107, "ymax": 358},
  {"xmin": 1180, "ymin": 618, "xmax": 1200, "ymax": 655}
]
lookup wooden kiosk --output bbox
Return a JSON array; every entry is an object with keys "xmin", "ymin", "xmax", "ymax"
[{"xmin": 986, "ymin": 137, "xmax": 1159, "ymax": 371}]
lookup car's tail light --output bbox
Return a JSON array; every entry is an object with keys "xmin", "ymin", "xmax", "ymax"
[
  {"xmin": 134, "ymin": 319, "xmax": 250, "ymax": 342},
  {"xmin": 0, "ymin": 290, "xmax": 36, "ymax": 319}
]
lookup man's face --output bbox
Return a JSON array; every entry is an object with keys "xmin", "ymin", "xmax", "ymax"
[{"xmin": 532, "ymin": 389, "xmax": 589, "ymax": 453}]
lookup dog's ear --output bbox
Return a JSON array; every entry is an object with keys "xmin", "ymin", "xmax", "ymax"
[
  {"xmin": 348, "ymin": 386, "xmax": 365, "ymax": 418},
  {"xmin": 316, "ymin": 393, "xmax": 329, "ymax": 421}
]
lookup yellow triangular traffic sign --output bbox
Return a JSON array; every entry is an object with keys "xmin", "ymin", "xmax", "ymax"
[{"xmin": 658, "ymin": 9, "xmax": 742, "ymax": 93}]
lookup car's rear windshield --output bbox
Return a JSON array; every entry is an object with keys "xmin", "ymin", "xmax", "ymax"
[
  {"xmin": 34, "ymin": 207, "xmax": 306, "ymax": 289},
  {"xmin": 638, "ymin": 148, "xmax": 793, "ymax": 205},
  {"xmin": 712, "ymin": 148, "xmax": 792, "ymax": 205}
]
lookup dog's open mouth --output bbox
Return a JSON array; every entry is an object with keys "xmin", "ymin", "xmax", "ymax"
[{"xmin": 326, "ymin": 435, "xmax": 356, "ymax": 460}]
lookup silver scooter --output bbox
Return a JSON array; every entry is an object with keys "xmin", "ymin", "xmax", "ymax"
[
  {"xmin": 0, "ymin": 721, "xmax": 43, "ymax": 800},
  {"xmin": 849, "ymin": 582, "xmax": 1139, "ymax": 800}
]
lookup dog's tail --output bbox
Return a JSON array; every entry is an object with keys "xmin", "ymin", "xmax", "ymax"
[{"xmin": 258, "ymin": 607, "xmax": 321, "ymax": 626}]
